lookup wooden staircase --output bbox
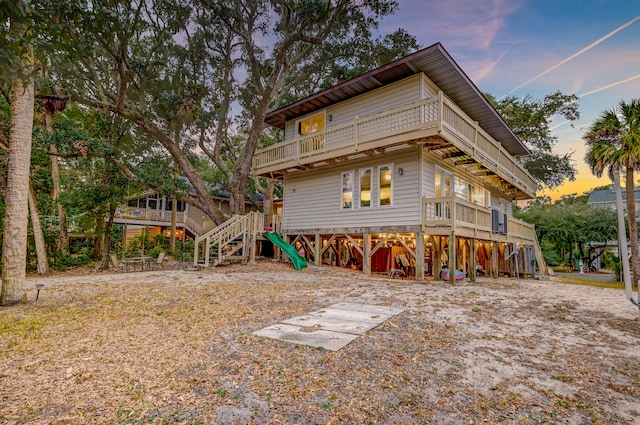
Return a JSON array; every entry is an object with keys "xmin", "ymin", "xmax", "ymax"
[
  {"xmin": 193, "ymin": 212, "xmax": 264, "ymax": 268},
  {"xmin": 533, "ymin": 235, "xmax": 548, "ymax": 276}
]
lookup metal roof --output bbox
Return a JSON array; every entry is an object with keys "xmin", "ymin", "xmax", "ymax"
[
  {"xmin": 265, "ymin": 42, "xmax": 529, "ymax": 157},
  {"xmin": 588, "ymin": 188, "xmax": 640, "ymax": 204}
]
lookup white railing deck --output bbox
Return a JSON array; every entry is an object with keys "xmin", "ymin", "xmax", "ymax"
[
  {"xmin": 115, "ymin": 206, "xmax": 214, "ymax": 236},
  {"xmin": 422, "ymin": 196, "xmax": 537, "ymax": 243},
  {"xmin": 254, "ymin": 92, "xmax": 536, "ymax": 198}
]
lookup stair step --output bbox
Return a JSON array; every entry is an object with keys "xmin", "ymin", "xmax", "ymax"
[{"xmin": 223, "ymin": 255, "xmax": 248, "ymax": 260}]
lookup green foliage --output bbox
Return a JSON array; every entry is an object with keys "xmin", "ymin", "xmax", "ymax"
[
  {"xmin": 49, "ymin": 252, "xmax": 94, "ymax": 271},
  {"xmin": 173, "ymin": 240, "xmax": 194, "ymax": 263},
  {"xmin": 540, "ymin": 240, "xmax": 561, "ymax": 266},
  {"xmin": 486, "ymin": 91, "xmax": 579, "ymax": 189},
  {"xmin": 584, "ymin": 98, "xmax": 640, "ymax": 283},
  {"xmin": 516, "ymin": 194, "xmax": 617, "ymax": 269}
]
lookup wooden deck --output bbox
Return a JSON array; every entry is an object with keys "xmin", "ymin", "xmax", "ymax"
[
  {"xmin": 422, "ymin": 196, "xmax": 537, "ymax": 244},
  {"xmin": 253, "ymin": 92, "xmax": 536, "ymax": 200},
  {"xmin": 114, "ymin": 206, "xmax": 214, "ymax": 236}
]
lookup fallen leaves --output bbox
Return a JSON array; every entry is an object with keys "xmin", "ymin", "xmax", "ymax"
[{"xmin": 0, "ymin": 260, "xmax": 638, "ymax": 424}]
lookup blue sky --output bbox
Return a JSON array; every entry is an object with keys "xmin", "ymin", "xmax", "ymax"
[{"xmin": 379, "ymin": 0, "xmax": 640, "ymax": 199}]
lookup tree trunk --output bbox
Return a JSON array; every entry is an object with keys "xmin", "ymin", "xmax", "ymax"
[
  {"xmin": 170, "ymin": 194, "xmax": 177, "ymax": 256},
  {"xmin": 28, "ymin": 184, "xmax": 48, "ymax": 275},
  {"xmin": 1, "ymin": 68, "xmax": 35, "ymax": 305},
  {"xmin": 100, "ymin": 205, "xmax": 116, "ymax": 269},
  {"xmin": 46, "ymin": 110, "xmax": 69, "ymax": 255},
  {"xmin": 625, "ymin": 168, "xmax": 640, "ymax": 287},
  {"xmin": 262, "ymin": 178, "xmax": 276, "ymax": 228},
  {"xmin": 614, "ymin": 167, "xmax": 632, "ymax": 299},
  {"xmin": 93, "ymin": 214, "xmax": 105, "ymax": 260}
]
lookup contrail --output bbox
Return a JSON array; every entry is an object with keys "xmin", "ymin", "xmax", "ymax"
[
  {"xmin": 578, "ymin": 73, "xmax": 640, "ymax": 98},
  {"xmin": 503, "ymin": 15, "xmax": 640, "ymax": 97},
  {"xmin": 549, "ymin": 73, "xmax": 640, "ymax": 131}
]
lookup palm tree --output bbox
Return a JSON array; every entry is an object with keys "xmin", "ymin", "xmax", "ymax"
[
  {"xmin": 1, "ymin": 19, "xmax": 35, "ymax": 305},
  {"xmin": 584, "ymin": 99, "xmax": 640, "ymax": 301}
]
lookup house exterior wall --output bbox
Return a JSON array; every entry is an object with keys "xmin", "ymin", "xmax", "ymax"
[
  {"xmin": 284, "ymin": 74, "xmax": 427, "ymax": 141},
  {"xmin": 282, "ymin": 147, "xmax": 423, "ymax": 232},
  {"xmin": 420, "ymin": 150, "xmax": 513, "ymax": 216}
]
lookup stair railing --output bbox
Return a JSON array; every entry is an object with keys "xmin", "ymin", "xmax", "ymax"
[{"xmin": 194, "ymin": 212, "xmax": 264, "ymax": 267}]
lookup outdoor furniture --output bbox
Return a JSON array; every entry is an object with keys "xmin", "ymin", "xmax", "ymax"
[
  {"xmin": 121, "ymin": 256, "xmax": 152, "ymax": 272},
  {"xmin": 151, "ymin": 252, "xmax": 166, "ymax": 270},
  {"xmin": 109, "ymin": 254, "xmax": 126, "ymax": 272},
  {"xmin": 388, "ymin": 268, "xmax": 406, "ymax": 279}
]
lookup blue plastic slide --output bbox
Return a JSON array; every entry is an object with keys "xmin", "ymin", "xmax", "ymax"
[{"xmin": 263, "ymin": 232, "xmax": 307, "ymax": 270}]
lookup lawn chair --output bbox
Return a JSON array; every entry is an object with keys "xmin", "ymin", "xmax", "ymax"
[
  {"xmin": 151, "ymin": 252, "xmax": 166, "ymax": 270},
  {"xmin": 109, "ymin": 254, "xmax": 127, "ymax": 272}
]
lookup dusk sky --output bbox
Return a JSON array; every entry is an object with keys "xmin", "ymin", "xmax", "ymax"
[{"xmin": 379, "ymin": 0, "xmax": 640, "ymax": 200}]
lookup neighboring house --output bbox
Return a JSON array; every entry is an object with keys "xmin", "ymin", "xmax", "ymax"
[
  {"xmin": 586, "ymin": 188, "xmax": 640, "ymax": 270},
  {"xmin": 250, "ymin": 43, "xmax": 544, "ymax": 280},
  {"xmin": 587, "ymin": 188, "xmax": 640, "ymax": 218},
  {"xmin": 114, "ymin": 191, "xmax": 215, "ymax": 243},
  {"xmin": 116, "ymin": 190, "xmax": 261, "ymax": 244}
]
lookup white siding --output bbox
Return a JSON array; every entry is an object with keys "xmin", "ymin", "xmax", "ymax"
[
  {"xmin": 421, "ymin": 74, "xmax": 438, "ymax": 99},
  {"xmin": 323, "ymin": 74, "xmax": 422, "ymax": 130},
  {"xmin": 490, "ymin": 195, "xmax": 513, "ymax": 217},
  {"xmin": 282, "ymin": 147, "xmax": 422, "ymax": 230},
  {"xmin": 421, "ymin": 148, "xmax": 436, "ymax": 198},
  {"xmin": 285, "ymin": 121, "xmax": 296, "ymax": 140}
]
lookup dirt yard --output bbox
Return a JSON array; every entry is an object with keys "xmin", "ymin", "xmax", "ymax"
[{"xmin": 1, "ymin": 260, "xmax": 639, "ymax": 424}]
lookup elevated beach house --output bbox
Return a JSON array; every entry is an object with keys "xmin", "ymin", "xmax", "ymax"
[{"xmin": 250, "ymin": 43, "xmax": 544, "ymax": 280}]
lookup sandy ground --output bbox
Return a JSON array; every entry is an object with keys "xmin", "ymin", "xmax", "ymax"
[{"xmin": 1, "ymin": 260, "xmax": 639, "ymax": 424}]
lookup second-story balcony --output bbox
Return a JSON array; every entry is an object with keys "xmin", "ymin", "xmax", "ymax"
[
  {"xmin": 254, "ymin": 91, "xmax": 536, "ymax": 200},
  {"xmin": 114, "ymin": 206, "xmax": 215, "ymax": 236}
]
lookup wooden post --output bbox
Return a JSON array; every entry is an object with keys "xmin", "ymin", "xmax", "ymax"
[
  {"xmin": 249, "ymin": 232, "xmax": 256, "ymax": 264},
  {"xmin": 416, "ymin": 232, "xmax": 425, "ymax": 281},
  {"xmin": 314, "ymin": 233, "xmax": 321, "ymax": 266},
  {"xmin": 363, "ymin": 233, "xmax": 371, "ymax": 276},
  {"xmin": 492, "ymin": 242, "xmax": 499, "ymax": 277},
  {"xmin": 470, "ymin": 238, "xmax": 476, "ymax": 283},
  {"xmin": 433, "ymin": 236, "xmax": 442, "ymax": 280},
  {"xmin": 448, "ymin": 233, "xmax": 456, "ymax": 283}
]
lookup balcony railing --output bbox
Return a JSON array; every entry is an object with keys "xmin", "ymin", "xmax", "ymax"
[
  {"xmin": 114, "ymin": 206, "xmax": 214, "ymax": 236},
  {"xmin": 115, "ymin": 206, "xmax": 185, "ymax": 222},
  {"xmin": 422, "ymin": 196, "xmax": 536, "ymax": 243},
  {"xmin": 254, "ymin": 92, "xmax": 536, "ymax": 198}
]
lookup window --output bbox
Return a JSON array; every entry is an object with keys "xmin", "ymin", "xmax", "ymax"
[
  {"xmin": 297, "ymin": 112, "xmax": 326, "ymax": 153},
  {"xmin": 454, "ymin": 176, "xmax": 468, "ymax": 199},
  {"xmin": 341, "ymin": 171, "xmax": 354, "ymax": 209},
  {"xmin": 435, "ymin": 169, "xmax": 452, "ymax": 198},
  {"xmin": 471, "ymin": 186, "xmax": 490, "ymax": 207},
  {"xmin": 360, "ymin": 168, "xmax": 372, "ymax": 207},
  {"xmin": 298, "ymin": 112, "xmax": 325, "ymax": 135},
  {"xmin": 379, "ymin": 164, "xmax": 393, "ymax": 206}
]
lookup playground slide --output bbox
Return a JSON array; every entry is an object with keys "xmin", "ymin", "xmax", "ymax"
[{"xmin": 263, "ymin": 232, "xmax": 307, "ymax": 270}]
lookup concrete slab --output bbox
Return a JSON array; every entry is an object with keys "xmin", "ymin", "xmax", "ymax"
[
  {"xmin": 329, "ymin": 302, "xmax": 405, "ymax": 316},
  {"xmin": 253, "ymin": 303, "xmax": 404, "ymax": 351},
  {"xmin": 307, "ymin": 307, "xmax": 392, "ymax": 324},
  {"xmin": 253, "ymin": 323, "xmax": 359, "ymax": 351},
  {"xmin": 282, "ymin": 315, "xmax": 374, "ymax": 335}
]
